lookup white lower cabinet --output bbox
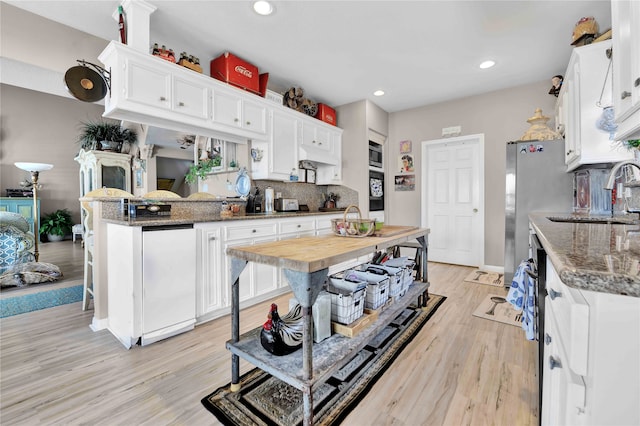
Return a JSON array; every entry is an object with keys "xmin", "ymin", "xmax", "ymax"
[
  {"xmin": 196, "ymin": 223, "xmax": 225, "ymax": 322},
  {"xmin": 542, "ymin": 258, "xmax": 640, "ymax": 425}
]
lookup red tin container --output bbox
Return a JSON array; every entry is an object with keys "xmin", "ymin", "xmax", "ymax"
[
  {"xmin": 315, "ymin": 103, "xmax": 337, "ymax": 126},
  {"xmin": 210, "ymin": 52, "xmax": 260, "ymax": 95}
]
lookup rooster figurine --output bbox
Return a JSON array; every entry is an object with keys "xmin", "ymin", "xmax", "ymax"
[{"xmin": 260, "ymin": 303, "xmax": 304, "ymax": 356}]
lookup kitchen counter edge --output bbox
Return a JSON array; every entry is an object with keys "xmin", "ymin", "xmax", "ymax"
[
  {"xmin": 529, "ymin": 212, "xmax": 640, "ymax": 298},
  {"xmin": 102, "ymin": 210, "xmax": 347, "ymax": 227}
]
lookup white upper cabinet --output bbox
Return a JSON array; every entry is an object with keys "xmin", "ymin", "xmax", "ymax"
[
  {"xmin": 557, "ymin": 40, "xmax": 633, "ymax": 171},
  {"xmin": 611, "ymin": 0, "xmax": 640, "ymax": 140},
  {"xmin": 299, "ymin": 119, "xmax": 342, "ymax": 166},
  {"xmin": 211, "ymin": 87, "xmax": 267, "ymax": 135},
  {"xmin": 172, "ymin": 75, "xmax": 209, "ymax": 120},
  {"xmin": 99, "ymin": 41, "xmax": 343, "ymax": 181},
  {"xmin": 250, "ymin": 109, "xmax": 298, "ymax": 181}
]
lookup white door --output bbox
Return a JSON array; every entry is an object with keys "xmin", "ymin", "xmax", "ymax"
[{"xmin": 421, "ymin": 134, "xmax": 484, "ymax": 266}]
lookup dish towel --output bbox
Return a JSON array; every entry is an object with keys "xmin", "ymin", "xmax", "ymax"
[{"xmin": 506, "ymin": 259, "xmax": 536, "ymax": 340}]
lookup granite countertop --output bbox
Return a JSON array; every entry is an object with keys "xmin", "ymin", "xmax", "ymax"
[
  {"xmin": 529, "ymin": 212, "xmax": 640, "ymax": 298},
  {"xmin": 102, "ymin": 210, "xmax": 346, "ymax": 227}
]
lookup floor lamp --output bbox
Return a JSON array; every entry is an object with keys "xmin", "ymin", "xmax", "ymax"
[{"xmin": 14, "ymin": 162, "xmax": 54, "ymax": 262}]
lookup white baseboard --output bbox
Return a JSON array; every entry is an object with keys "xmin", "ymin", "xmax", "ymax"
[
  {"xmin": 90, "ymin": 316, "xmax": 109, "ymax": 331},
  {"xmin": 479, "ymin": 264, "xmax": 504, "ymax": 274}
]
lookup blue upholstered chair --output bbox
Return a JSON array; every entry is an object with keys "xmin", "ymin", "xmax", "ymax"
[{"xmin": 0, "ymin": 212, "xmax": 36, "ymax": 274}]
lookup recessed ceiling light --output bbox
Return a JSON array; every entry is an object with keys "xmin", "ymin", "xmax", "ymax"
[
  {"xmin": 373, "ymin": 90, "xmax": 385, "ymax": 96},
  {"xmin": 479, "ymin": 60, "xmax": 496, "ymax": 69},
  {"xmin": 253, "ymin": 1, "xmax": 274, "ymax": 16}
]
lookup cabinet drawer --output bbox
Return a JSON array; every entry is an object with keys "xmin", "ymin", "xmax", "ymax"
[
  {"xmin": 545, "ymin": 258, "xmax": 589, "ymax": 376},
  {"xmin": 225, "ymin": 223, "xmax": 277, "ymax": 240},
  {"xmin": 279, "ymin": 219, "xmax": 315, "ymax": 235}
]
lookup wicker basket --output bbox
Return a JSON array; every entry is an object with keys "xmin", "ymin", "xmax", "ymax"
[{"xmin": 331, "ymin": 205, "xmax": 376, "ymax": 237}]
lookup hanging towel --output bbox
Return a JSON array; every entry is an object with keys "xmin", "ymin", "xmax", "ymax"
[{"xmin": 506, "ymin": 259, "xmax": 536, "ymax": 340}]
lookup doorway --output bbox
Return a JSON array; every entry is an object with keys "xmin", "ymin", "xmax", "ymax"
[{"xmin": 421, "ymin": 134, "xmax": 484, "ymax": 266}]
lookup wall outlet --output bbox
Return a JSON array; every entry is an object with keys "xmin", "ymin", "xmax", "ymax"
[{"xmin": 442, "ymin": 126, "xmax": 461, "ymax": 137}]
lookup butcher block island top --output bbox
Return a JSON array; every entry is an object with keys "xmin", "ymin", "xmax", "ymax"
[
  {"xmin": 225, "ymin": 225, "xmax": 430, "ymax": 426},
  {"xmin": 226, "ymin": 225, "xmax": 428, "ymax": 273}
]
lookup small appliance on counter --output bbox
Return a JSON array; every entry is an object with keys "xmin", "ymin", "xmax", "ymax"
[
  {"xmin": 128, "ymin": 201, "xmax": 171, "ymax": 218},
  {"xmin": 275, "ymin": 198, "xmax": 299, "ymax": 212}
]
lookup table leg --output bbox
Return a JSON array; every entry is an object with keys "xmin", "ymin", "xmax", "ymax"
[
  {"xmin": 230, "ymin": 258, "xmax": 248, "ymax": 392},
  {"xmin": 283, "ymin": 268, "xmax": 327, "ymax": 426},
  {"xmin": 417, "ymin": 235, "xmax": 429, "ymax": 284}
]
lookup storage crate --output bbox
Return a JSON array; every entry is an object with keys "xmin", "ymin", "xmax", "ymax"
[
  {"xmin": 210, "ymin": 51, "xmax": 260, "ymax": 95},
  {"xmin": 363, "ymin": 263, "xmax": 403, "ymax": 294},
  {"xmin": 315, "ymin": 103, "xmax": 336, "ymax": 126},
  {"xmin": 383, "ymin": 256, "xmax": 416, "ymax": 287},
  {"xmin": 327, "ymin": 285, "xmax": 366, "ymax": 325}
]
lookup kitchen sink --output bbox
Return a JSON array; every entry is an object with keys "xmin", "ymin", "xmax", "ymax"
[{"xmin": 546, "ymin": 215, "xmax": 640, "ymax": 225}]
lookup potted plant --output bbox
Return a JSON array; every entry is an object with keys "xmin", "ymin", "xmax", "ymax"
[
  {"xmin": 185, "ymin": 156, "xmax": 222, "ymax": 184},
  {"xmin": 77, "ymin": 120, "xmax": 137, "ymax": 152},
  {"xmin": 39, "ymin": 209, "xmax": 73, "ymax": 242}
]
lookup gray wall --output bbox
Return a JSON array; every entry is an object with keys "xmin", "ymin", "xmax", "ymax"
[{"xmin": 386, "ymin": 80, "xmax": 558, "ymax": 268}]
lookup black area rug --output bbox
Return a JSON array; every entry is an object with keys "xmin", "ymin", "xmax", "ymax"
[{"xmin": 201, "ymin": 294, "xmax": 446, "ymax": 426}]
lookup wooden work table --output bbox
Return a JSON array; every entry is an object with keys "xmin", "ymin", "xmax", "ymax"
[{"xmin": 226, "ymin": 225, "xmax": 430, "ymax": 426}]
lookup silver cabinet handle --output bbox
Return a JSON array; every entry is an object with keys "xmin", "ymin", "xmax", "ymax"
[
  {"xmin": 246, "ymin": 121, "xmax": 251, "ymax": 126},
  {"xmin": 549, "ymin": 356, "xmax": 562, "ymax": 370},
  {"xmin": 549, "ymin": 288, "xmax": 561, "ymax": 300},
  {"xmin": 297, "ymin": 224, "xmax": 301, "ymax": 228},
  {"xmin": 178, "ymin": 101, "xmax": 185, "ymax": 106},
  {"xmin": 622, "ymin": 91, "xmax": 632, "ymax": 99},
  {"xmin": 566, "ymin": 150, "xmax": 573, "ymax": 156},
  {"xmin": 208, "ymin": 236, "xmax": 216, "ymax": 241},
  {"xmin": 234, "ymin": 118, "xmax": 239, "ymax": 122},
  {"xmin": 160, "ymin": 96, "xmax": 166, "ymax": 101},
  {"xmin": 635, "ymin": 78, "xmax": 640, "ymax": 88},
  {"xmin": 545, "ymin": 333, "xmax": 552, "ymax": 345},
  {"xmin": 252, "ymin": 229, "xmax": 257, "ymax": 233}
]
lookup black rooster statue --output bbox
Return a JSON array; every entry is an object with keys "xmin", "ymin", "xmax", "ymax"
[{"xmin": 260, "ymin": 303, "xmax": 304, "ymax": 356}]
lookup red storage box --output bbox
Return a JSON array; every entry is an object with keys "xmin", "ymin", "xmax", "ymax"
[
  {"xmin": 315, "ymin": 103, "xmax": 337, "ymax": 126},
  {"xmin": 210, "ymin": 52, "xmax": 260, "ymax": 95}
]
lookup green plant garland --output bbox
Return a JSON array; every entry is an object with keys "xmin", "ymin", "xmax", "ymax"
[{"xmin": 185, "ymin": 156, "xmax": 222, "ymax": 184}]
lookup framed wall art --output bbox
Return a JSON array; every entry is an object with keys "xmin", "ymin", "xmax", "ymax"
[
  {"xmin": 399, "ymin": 140, "xmax": 412, "ymax": 154},
  {"xmin": 395, "ymin": 174, "xmax": 415, "ymax": 191},
  {"xmin": 398, "ymin": 154, "xmax": 415, "ymax": 173}
]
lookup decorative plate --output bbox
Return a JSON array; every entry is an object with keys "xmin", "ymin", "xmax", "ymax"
[{"xmin": 235, "ymin": 169, "xmax": 251, "ymax": 197}]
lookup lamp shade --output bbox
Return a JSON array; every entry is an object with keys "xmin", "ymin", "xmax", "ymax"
[{"xmin": 14, "ymin": 162, "xmax": 54, "ymax": 172}]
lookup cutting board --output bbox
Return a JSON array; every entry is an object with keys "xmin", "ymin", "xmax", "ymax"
[{"xmin": 374, "ymin": 225, "xmax": 418, "ymax": 237}]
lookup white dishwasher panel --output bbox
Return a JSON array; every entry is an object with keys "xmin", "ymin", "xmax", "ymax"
[{"xmin": 141, "ymin": 226, "xmax": 196, "ymax": 345}]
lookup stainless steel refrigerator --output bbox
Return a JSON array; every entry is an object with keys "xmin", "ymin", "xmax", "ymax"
[{"xmin": 504, "ymin": 140, "xmax": 574, "ymax": 284}]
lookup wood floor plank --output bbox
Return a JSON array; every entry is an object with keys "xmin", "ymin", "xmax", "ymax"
[{"xmin": 0, "ymin": 243, "xmax": 537, "ymax": 425}]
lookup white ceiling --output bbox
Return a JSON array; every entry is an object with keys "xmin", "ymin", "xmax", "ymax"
[{"xmin": 7, "ymin": 0, "xmax": 611, "ymax": 113}]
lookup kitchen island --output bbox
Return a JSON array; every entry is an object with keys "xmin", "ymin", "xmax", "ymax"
[
  {"xmin": 226, "ymin": 226, "xmax": 430, "ymax": 426},
  {"xmin": 529, "ymin": 213, "xmax": 640, "ymax": 426}
]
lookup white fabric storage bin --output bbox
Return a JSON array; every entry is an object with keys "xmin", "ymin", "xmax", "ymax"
[
  {"xmin": 326, "ymin": 285, "xmax": 366, "ymax": 325},
  {"xmin": 288, "ymin": 291, "xmax": 332, "ymax": 343},
  {"xmin": 344, "ymin": 269, "xmax": 391, "ymax": 308},
  {"xmin": 363, "ymin": 263, "xmax": 404, "ymax": 297},
  {"xmin": 329, "ymin": 271, "xmax": 368, "ymax": 293}
]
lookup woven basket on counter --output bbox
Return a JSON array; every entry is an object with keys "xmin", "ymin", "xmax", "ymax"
[{"xmin": 331, "ymin": 205, "xmax": 376, "ymax": 237}]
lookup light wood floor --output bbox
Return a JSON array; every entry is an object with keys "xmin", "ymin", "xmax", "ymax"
[{"xmin": 0, "ymin": 243, "xmax": 538, "ymax": 425}]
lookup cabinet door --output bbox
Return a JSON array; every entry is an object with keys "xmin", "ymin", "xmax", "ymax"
[
  {"xmin": 243, "ymin": 99, "xmax": 267, "ymax": 134},
  {"xmin": 212, "ymin": 89, "xmax": 243, "ymax": 129},
  {"xmin": 197, "ymin": 226, "xmax": 225, "ymax": 317},
  {"xmin": 252, "ymin": 235, "xmax": 279, "ymax": 296},
  {"xmin": 301, "ymin": 121, "xmax": 330, "ymax": 152},
  {"xmin": 612, "ymin": 0, "xmax": 640, "ymax": 121},
  {"xmin": 173, "ymin": 76, "xmax": 209, "ymax": 120},
  {"xmin": 271, "ymin": 111, "xmax": 298, "ymax": 178},
  {"xmin": 126, "ymin": 60, "xmax": 171, "ymax": 110}
]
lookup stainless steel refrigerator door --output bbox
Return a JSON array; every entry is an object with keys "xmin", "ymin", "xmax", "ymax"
[{"xmin": 504, "ymin": 141, "xmax": 573, "ymax": 285}]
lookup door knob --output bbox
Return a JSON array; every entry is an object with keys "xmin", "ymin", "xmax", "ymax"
[{"xmin": 473, "ymin": 208, "xmax": 478, "ymax": 213}]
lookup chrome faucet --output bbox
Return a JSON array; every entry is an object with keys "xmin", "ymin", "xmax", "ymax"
[{"xmin": 604, "ymin": 160, "xmax": 640, "ymax": 190}]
